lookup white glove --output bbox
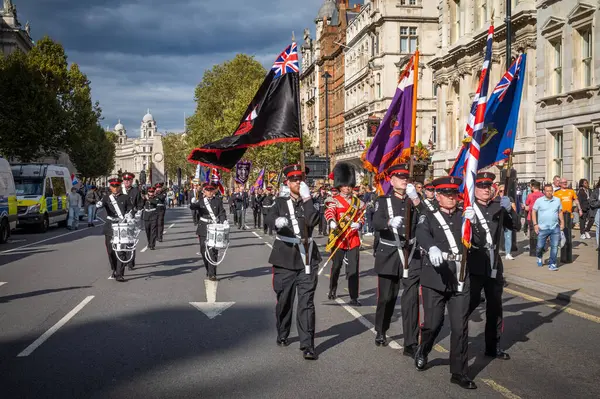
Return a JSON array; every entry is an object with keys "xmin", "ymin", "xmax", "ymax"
[
  {"xmin": 406, "ymin": 183, "xmax": 418, "ymax": 200},
  {"xmin": 560, "ymin": 231, "xmax": 566, "ymax": 247},
  {"xmin": 223, "ymin": 220, "xmax": 229, "ymax": 226},
  {"xmin": 191, "ymin": 197, "xmax": 198, "ymax": 204},
  {"xmin": 135, "ymin": 210, "xmax": 143, "ymax": 218},
  {"xmin": 96, "ymin": 201, "xmax": 103, "ymax": 208},
  {"xmin": 126, "ymin": 213, "xmax": 134, "ymax": 222},
  {"xmin": 463, "ymin": 206, "xmax": 475, "ymax": 222},
  {"xmin": 428, "ymin": 246, "xmax": 443, "ymax": 267},
  {"xmin": 389, "ymin": 216, "xmax": 403, "ymax": 228},
  {"xmin": 299, "ymin": 181, "xmax": 311, "ymax": 201},
  {"xmin": 275, "ymin": 217, "xmax": 289, "ymax": 229},
  {"xmin": 350, "ymin": 222, "xmax": 360, "ymax": 230},
  {"xmin": 329, "ymin": 220, "xmax": 337, "ymax": 230}
]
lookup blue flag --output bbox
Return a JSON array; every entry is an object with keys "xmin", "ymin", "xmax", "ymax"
[{"xmin": 450, "ymin": 54, "xmax": 527, "ymax": 177}]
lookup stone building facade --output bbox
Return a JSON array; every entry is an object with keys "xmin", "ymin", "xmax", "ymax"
[
  {"xmin": 338, "ymin": 0, "xmax": 439, "ymax": 176},
  {"xmin": 535, "ymin": 0, "xmax": 600, "ymax": 185},
  {"xmin": 429, "ymin": 0, "xmax": 537, "ymax": 179},
  {"xmin": 111, "ymin": 110, "xmax": 165, "ymax": 185},
  {"xmin": 0, "ymin": 0, "xmax": 32, "ymax": 56},
  {"xmin": 300, "ymin": 28, "xmax": 320, "ymax": 155},
  {"xmin": 315, "ymin": 0, "xmax": 361, "ymax": 169}
]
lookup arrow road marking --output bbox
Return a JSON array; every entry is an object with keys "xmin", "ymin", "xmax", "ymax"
[
  {"xmin": 0, "ymin": 282, "xmax": 6, "ymax": 288},
  {"xmin": 189, "ymin": 278, "xmax": 235, "ymax": 319},
  {"xmin": 18, "ymin": 296, "xmax": 95, "ymax": 357}
]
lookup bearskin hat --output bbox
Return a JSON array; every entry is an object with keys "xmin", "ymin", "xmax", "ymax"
[{"xmin": 333, "ymin": 162, "xmax": 356, "ymax": 188}]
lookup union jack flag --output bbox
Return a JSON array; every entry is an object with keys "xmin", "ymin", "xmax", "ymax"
[
  {"xmin": 462, "ymin": 24, "xmax": 494, "ymax": 249},
  {"xmin": 271, "ymin": 43, "xmax": 299, "ymax": 78},
  {"xmin": 493, "ymin": 54, "xmax": 523, "ymax": 101},
  {"xmin": 209, "ymin": 168, "xmax": 225, "ymax": 195}
]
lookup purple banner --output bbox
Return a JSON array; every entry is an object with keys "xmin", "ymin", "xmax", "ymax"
[{"xmin": 235, "ymin": 160, "xmax": 252, "ymax": 184}]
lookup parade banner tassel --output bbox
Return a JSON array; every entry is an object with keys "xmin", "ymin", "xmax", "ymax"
[
  {"xmin": 362, "ymin": 53, "xmax": 418, "ymax": 195},
  {"xmin": 188, "ymin": 43, "xmax": 301, "ymax": 171},
  {"xmin": 457, "ymin": 23, "xmax": 494, "ymax": 291}
]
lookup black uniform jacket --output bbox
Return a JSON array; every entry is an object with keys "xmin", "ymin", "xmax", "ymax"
[
  {"xmin": 155, "ymin": 193, "xmax": 167, "ymax": 212},
  {"xmin": 99, "ymin": 192, "xmax": 133, "ymax": 236},
  {"xmin": 142, "ymin": 197, "xmax": 159, "ymax": 221},
  {"xmin": 190, "ymin": 195, "xmax": 227, "ymax": 237},
  {"xmin": 468, "ymin": 199, "xmax": 520, "ymax": 278},
  {"xmin": 261, "ymin": 194, "xmax": 275, "ymax": 215},
  {"xmin": 416, "ymin": 207, "xmax": 465, "ymax": 292},
  {"xmin": 123, "ymin": 186, "xmax": 143, "ymax": 211},
  {"xmin": 266, "ymin": 196, "xmax": 322, "ymax": 270},
  {"xmin": 372, "ymin": 193, "xmax": 421, "ymax": 276},
  {"xmin": 314, "ymin": 194, "xmax": 326, "ymax": 214}
]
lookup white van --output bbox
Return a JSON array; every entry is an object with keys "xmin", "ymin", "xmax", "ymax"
[
  {"xmin": 0, "ymin": 157, "xmax": 18, "ymax": 243},
  {"xmin": 11, "ymin": 164, "xmax": 73, "ymax": 232}
]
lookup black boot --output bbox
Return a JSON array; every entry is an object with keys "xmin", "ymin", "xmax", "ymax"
[
  {"xmin": 450, "ymin": 374, "xmax": 477, "ymax": 389},
  {"xmin": 485, "ymin": 346, "xmax": 511, "ymax": 360},
  {"xmin": 303, "ymin": 347, "xmax": 317, "ymax": 360},
  {"xmin": 276, "ymin": 338, "xmax": 289, "ymax": 347},
  {"xmin": 414, "ymin": 345, "xmax": 427, "ymax": 371},
  {"xmin": 349, "ymin": 298, "xmax": 362, "ymax": 307},
  {"xmin": 375, "ymin": 332, "xmax": 387, "ymax": 347},
  {"xmin": 403, "ymin": 344, "xmax": 416, "ymax": 358},
  {"xmin": 327, "ymin": 289, "xmax": 337, "ymax": 300}
]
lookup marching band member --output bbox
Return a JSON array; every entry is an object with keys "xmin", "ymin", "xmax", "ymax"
[
  {"xmin": 422, "ymin": 181, "xmax": 437, "ymax": 209},
  {"xmin": 191, "ymin": 179, "xmax": 202, "ymax": 225},
  {"xmin": 121, "ymin": 172, "xmax": 143, "ymax": 269},
  {"xmin": 371, "ymin": 164, "xmax": 421, "ymax": 355},
  {"xmin": 261, "ymin": 187, "xmax": 275, "ymax": 236},
  {"xmin": 251, "ymin": 188, "xmax": 263, "ymax": 228},
  {"xmin": 96, "ymin": 177, "xmax": 134, "ymax": 282},
  {"xmin": 266, "ymin": 164, "xmax": 321, "ymax": 360},
  {"xmin": 464, "ymin": 172, "xmax": 519, "ymax": 360},
  {"xmin": 155, "ymin": 183, "xmax": 167, "ymax": 242},
  {"xmin": 315, "ymin": 186, "xmax": 328, "ymax": 235},
  {"xmin": 142, "ymin": 187, "xmax": 159, "ymax": 250},
  {"xmin": 414, "ymin": 176, "xmax": 476, "ymax": 390},
  {"xmin": 190, "ymin": 182, "xmax": 227, "ymax": 281},
  {"xmin": 325, "ymin": 162, "xmax": 365, "ymax": 306}
]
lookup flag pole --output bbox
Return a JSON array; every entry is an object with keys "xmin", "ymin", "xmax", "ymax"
[{"xmin": 403, "ymin": 50, "xmax": 418, "ymax": 278}]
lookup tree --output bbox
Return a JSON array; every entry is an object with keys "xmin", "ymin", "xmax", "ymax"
[
  {"xmin": 163, "ymin": 133, "xmax": 195, "ymax": 182},
  {"xmin": 187, "ymin": 53, "xmax": 304, "ymax": 176},
  {"xmin": 68, "ymin": 125, "xmax": 116, "ymax": 180}
]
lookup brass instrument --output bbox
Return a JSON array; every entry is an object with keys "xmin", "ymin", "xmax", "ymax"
[{"xmin": 325, "ymin": 195, "xmax": 362, "ymax": 253}]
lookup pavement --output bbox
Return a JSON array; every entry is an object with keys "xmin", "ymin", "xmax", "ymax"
[{"xmin": 1, "ymin": 207, "xmax": 600, "ymax": 398}]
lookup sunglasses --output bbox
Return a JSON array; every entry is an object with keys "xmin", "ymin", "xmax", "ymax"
[{"xmin": 288, "ymin": 176, "xmax": 303, "ymax": 182}]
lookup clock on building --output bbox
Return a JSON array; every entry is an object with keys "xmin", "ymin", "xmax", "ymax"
[{"xmin": 154, "ymin": 153, "xmax": 163, "ymax": 162}]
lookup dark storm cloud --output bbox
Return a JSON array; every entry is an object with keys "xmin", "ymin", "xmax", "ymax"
[{"xmin": 15, "ymin": 0, "xmax": 329, "ymax": 134}]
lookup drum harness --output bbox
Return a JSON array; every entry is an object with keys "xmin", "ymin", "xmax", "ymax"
[
  {"xmin": 203, "ymin": 197, "xmax": 229, "ymax": 266},
  {"xmin": 275, "ymin": 199, "xmax": 314, "ymax": 274},
  {"xmin": 108, "ymin": 194, "xmax": 139, "ymax": 264},
  {"xmin": 378, "ymin": 197, "xmax": 416, "ymax": 278}
]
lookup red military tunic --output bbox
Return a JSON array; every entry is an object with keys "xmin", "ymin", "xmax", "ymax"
[{"xmin": 324, "ymin": 194, "xmax": 365, "ymax": 250}]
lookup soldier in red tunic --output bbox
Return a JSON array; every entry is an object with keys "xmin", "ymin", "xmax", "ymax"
[{"xmin": 324, "ymin": 163, "xmax": 365, "ymax": 306}]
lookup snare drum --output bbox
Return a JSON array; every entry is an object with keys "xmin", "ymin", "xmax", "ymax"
[
  {"xmin": 206, "ymin": 223, "xmax": 230, "ymax": 249},
  {"xmin": 111, "ymin": 222, "xmax": 137, "ymax": 246}
]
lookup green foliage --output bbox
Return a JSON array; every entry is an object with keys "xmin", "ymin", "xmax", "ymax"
[
  {"xmin": 69, "ymin": 126, "xmax": 116, "ymax": 179},
  {"xmin": 186, "ymin": 53, "xmax": 306, "ymax": 178},
  {"xmin": 163, "ymin": 133, "xmax": 195, "ymax": 182}
]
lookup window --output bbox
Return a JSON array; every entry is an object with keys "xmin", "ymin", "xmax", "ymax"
[
  {"xmin": 582, "ymin": 128, "xmax": 593, "ymax": 181},
  {"xmin": 451, "ymin": 1, "xmax": 461, "ymax": 43},
  {"xmin": 51, "ymin": 177, "xmax": 66, "ymax": 196},
  {"xmin": 376, "ymin": 74, "xmax": 381, "ymax": 98},
  {"xmin": 552, "ymin": 131, "xmax": 563, "ymax": 177},
  {"xmin": 400, "ymin": 0, "xmax": 417, "ymax": 4},
  {"xmin": 433, "ymin": 83, "xmax": 438, "ymax": 97},
  {"xmin": 551, "ymin": 40, "xmax": 562, "ymax": 94},
  {"xmin": 581, "ymin": 29, "xmax": 592, "ymax": 87},
  {"xmin": 400, "ymin": 27, "xmax": 418, "ymax": 53},
  {"xmin": 477, "ymin": 0, "xmax": 488, "ymax": 30},
  {"xmin": 432, "ymin": 116, "xmax": 437, "ymax": 144}
]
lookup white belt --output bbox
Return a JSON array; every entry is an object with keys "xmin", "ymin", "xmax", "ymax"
[
  {"xmin": 107, "ymin": 216, "xmax": 121, "ymax": 222},
  {"xmin": 275, "ymin": 235, "xmax": 314, "ymax": 274},
  {"xmin": 144, "ymin": 208, "xmax": 156, "ymax": 212},
  {"xmin": 199, "ymin": 217, "xmax": 216, "ymax": 223}
]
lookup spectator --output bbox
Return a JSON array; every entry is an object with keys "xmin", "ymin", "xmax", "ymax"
[
  {"xmin": 498, "ymin": 184, "xmax": 516, "ymax": 260},
  {"xmin": 524, "ymin": 181, "xmax": 543, "ymax": 236},
  {"xmin": 532, "ymin": 183, "xmax": 564, "ymax": 271},
  {"xmin": 588, "ymin": 177, "xmax": 600, "ymax": 248},
  {"xmin": 67, "ymin": 187, "xmax": 82, "ymax": 230},
  {"xmin": 554, "ymin": 177, "xmax": 583, "ymax": 236},
  {"xmin": 552, "ymin": 175, "xmax": 561, "ymax": 192},
  {"xmin": 84, "ymin": 186, "xmax": 100, "ymax": 227},
  {"xmin": 577, "ymin": 179, "xmax": 594, "ymax": 240}
]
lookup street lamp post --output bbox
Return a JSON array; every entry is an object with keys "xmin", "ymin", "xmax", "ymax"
[{"xmin": 322, "ymin": 71, "xmax": 332, "ymax": 176}]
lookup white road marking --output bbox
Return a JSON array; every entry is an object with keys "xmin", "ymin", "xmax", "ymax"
[
  {"xmin": 17, "ymin": 296, "xmax": 95, "ymax": 357},
  {"xmin": 108, "ymin": 274, "xmax": 114, "ymax": 280},
  {"xmin": 0, "ymin": 282, "xmax": 6, "ymax": 288},
  {"xmin": 141, "ymin": 246, "xmax": 148, "ymax": 252},
  {"xmin": 480, "ymin": 379, "xmax": 522, "ymax": 399},
  {"xmin": 190, "ymin": 302, "xmax": 235, "ymax": 319},
  {"xmin": 334, "ymin": 297, "xmax": 402, "ymax": 350},
  {"xmin": 1, "ymin": 221, "xmax": 105, "ymax": 254},
  {"xmin": 318, "ymin": 260, "xmax": 330, "ymax": 276},
  {"xmin": 162, "ymin": 223, "xmax": 175, "ymax": 235},
  {"xmin": 264, "ymin": 242, "xmax": 273, "ymax": 249},
  {"xmin": 205, "ymin": 279, "xmax": 218, "ymax": 303},
  {"xmin": 252, "ymin": 232, "xmax": 261, "ymax": 239},
  {"xmin": 7, "ymin": 239, "xmax": 27, "ymax": 243}
]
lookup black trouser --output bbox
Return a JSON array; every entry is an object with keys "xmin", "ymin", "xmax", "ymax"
[
  {"xmin": 105, "ymin": 235, "xmax": 126, "ymax": 278},
  {"xmin": 253, "ymin": 208, "xmax": 261, "ymax": 227},
  {"xmin": 400, "ymin": 264, "xmax": 421, "ymax": 348},
  {"xmin": 232, "ymin": 207, "xmax": 238, "ymax": 224},
  {"xmin": 272, "ymin": 265, "xmax": 318, "ymax": 350},
  {"xmin": 199, "ymin": 236, "xmax": 218, "ymax": 278},
  {"xmin": 318, "ymin": 212, "xmax": 326, "ymax": 235},
  {"xmin": 263, "ymin": 214, "xmax": 272, "ymax": 235},
  {"xmin": 235, "ymin": 208, "xmax": 244, "ymax": 228},
  {"xmin": 469, "ymin": 274, "xmax": 503, "ymax": 353},
  {"xmin": 580, "ymin": 209, "xmax": 595, "ymax": 235},
  {"xmin": 192, "ymin": 209, "xmax": 200, "ymax": 225},
  {"xmin": 420, "ymin": 285, "xmax": 470, "ymax": 375},
  {"xmin": 330, "ymin": 246, "xmax": 360, "ymax": 300},
  {"xmin": 375, "ymin": 274, "xmax": 400, "ymax": 334},
  {"xmin": 157, "ymin": 209, "xmax": 165, "ymax": 240},
  {"xmin": 145, "ymin": 218, "xmax": 158, "ymax": 249}
]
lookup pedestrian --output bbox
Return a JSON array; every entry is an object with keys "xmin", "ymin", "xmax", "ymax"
[
  {"xmin": 577, "ymin": 179, "xmax": 594, "ymax": 239},
  {"xmin": 371, "ymin": 163, "xmax": 421, "ymax": 358},
  {"xmin": 325, "ymin": 162, "xmax": 364, "ymax": 306},
  {"xmin": 85, "ymin": 186, "xmax": 100, "ymax": 227},
  {"xmin": 67, "ymin": 187, "xmax": 82, "ymax": 230},
  {"xmin": 266, "ymin": 164, "xmax": 321, "ymax": 360},
  {"xmin": 315, "ymin": 186, "xmax": 327, "ymax": 235},
  {"xmin": 524, "ymin": 180, "xmax": 543, "ymax": 236},
  {"xmin": 142, "ymin": 187, "xmax": 159, "ymax": 250},
  {"xmin": 155, "ymin": 183, "xmax": 167, "ymax": 242},
  {"xmin": 414, "ymin": 175, "xmax": 476, "ymax": 390},
  {"xmin": 190, "ymin": 182, "xmax": 227, "ymax": 281},
  {"xmin": 496, "ymin": 184, "xmax": 516, "ymax": 260},
  {"xmin": 262, "ymin": 187, "xmax": 275, "ymax": 235},
  {"xmin": 463, "ymin": 172, "xmax": 519, "ymax": 361},
  {"xmin": 532, "ymin": 183, "xmax": 564, "ymax": 271},
  {"xmin": 96, "ymin": 178, "xmax": 133, "ymax": 282},
  {"xmin": 588, "ymin": 178, "xmax": 600, "ymax": 247}
]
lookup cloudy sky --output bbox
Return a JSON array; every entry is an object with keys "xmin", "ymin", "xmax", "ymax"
[{"xmin": 16, "ymin": 0, "xmax": 362, "ymax": 136}]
